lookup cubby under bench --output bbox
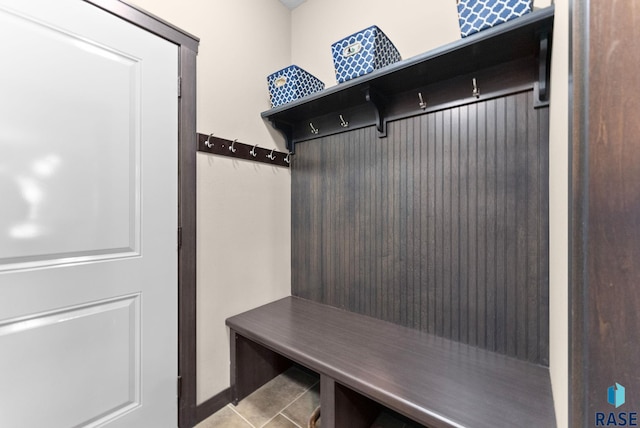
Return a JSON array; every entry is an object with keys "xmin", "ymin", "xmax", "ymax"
[{"xmin": 226, "ymin": 297, "xmax": 556, "ymax": 428}]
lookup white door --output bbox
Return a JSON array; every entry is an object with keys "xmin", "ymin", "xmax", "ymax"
[{"xmin": 0, "ymin": 1, "xmax": 179, "ymax": 427}]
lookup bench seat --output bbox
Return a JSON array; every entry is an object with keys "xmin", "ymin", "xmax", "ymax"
[{"xmin": 226, "ymin": 296, "xmax": 556, "ymax": 428}]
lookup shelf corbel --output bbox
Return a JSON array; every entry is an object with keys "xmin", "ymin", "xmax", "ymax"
[
  {"xmin": 363, "ymin": 86, "xmax": 387, "ymax": 137},
  {"xmin": 269, "ymin": 118, "xmax": 295, "ymax": 153},
  {"xmin": 534, "ymin": 30, "xmax": 551, "ymax": 108}
]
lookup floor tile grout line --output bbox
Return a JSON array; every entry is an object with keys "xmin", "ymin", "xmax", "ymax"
[
  {"xmin": 258, "ymin": 413, "xmax": 280, "ymax": 428},
  {"xmin": 279, "ymin": 412, "xmax": 303, "ymax": 428},
  {"xmin": 228, "ymin": 403, "xmax": 258, "ymax": 428},
  {"xmin": 258, "ymin": 379, "xmax": 321, "ymax": 428},
  {"xmin": 301, "ymin": 379, "xmax": 320, "ymax": 398}
]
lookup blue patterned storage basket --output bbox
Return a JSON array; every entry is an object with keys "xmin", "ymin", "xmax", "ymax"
[
  {"xmin": 457, "ymin": 0, "xmax": 533, "ymax": 37},
  {"xmin": 331, "ymin": 25, "xmax": 401, "ymax": 84},
  {"xmin": 267, "ymin": 65, "xmax": 325, "ymax": 108}
]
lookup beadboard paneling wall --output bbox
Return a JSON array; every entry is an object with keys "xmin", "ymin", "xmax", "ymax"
[{"xmin": 292, "ymin": 90, "xmax": 550, "ymax": 365}]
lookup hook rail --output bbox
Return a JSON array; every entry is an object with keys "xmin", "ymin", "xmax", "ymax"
[{"xmin": 197, "ymin": 133, "xmax": 290, "ymax": 168}]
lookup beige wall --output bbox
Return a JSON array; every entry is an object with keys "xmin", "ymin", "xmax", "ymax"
[
  {"xmin": 128, "ymin": 0, "xmax": 292, "ymax": 404},
  {"xmin": 196, "ymin": 154, "xmax": 291, "ymax": 402}
]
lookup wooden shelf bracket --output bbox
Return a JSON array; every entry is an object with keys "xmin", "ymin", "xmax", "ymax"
[
  {"xmin": 269, "ymin": 119, "xmax": 295, "ymax": 153},
  {"xmin": 534, "ymin": 30, "xmax": 552, "ymax": 108},
  {"xmin": 364, "ymin": 86, "xmax": 387, "ymax": 138}
]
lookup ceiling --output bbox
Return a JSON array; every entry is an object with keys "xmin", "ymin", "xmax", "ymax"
[{"xmin": 279, "ymin": 0, "xmax": 307, "ymax": 10}]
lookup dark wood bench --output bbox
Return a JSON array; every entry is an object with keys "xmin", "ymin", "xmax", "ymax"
[{"xmin": 226, "ymin": 296, "xmax": 556, "ymax": 428}]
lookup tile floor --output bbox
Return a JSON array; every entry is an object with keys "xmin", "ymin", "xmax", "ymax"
[{"xmin": 196, "ymin": 366, "xmax": 422, "ymax": 428}]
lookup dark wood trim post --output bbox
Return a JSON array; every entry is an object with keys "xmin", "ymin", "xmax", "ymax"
[
  {"xmin": 569, "ymin": 0, "xmax": 589, "ymax": 424},
  {"xmin": 571, "ymin": 0, "xmax": 640, "ymax": 425},
  {"xmin": 177, "ymin": 45, "xmax": 198, "ymax": 428}
]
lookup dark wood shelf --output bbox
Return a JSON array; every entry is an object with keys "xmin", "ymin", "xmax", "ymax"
[{"xmin": 262, "ymin": 6, "xmax": 554, "ymax": 152}]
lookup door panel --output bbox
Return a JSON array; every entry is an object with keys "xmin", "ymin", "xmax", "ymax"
[
  {"xmin": 0, "ymin": 295, "xmax": 141, "ymax": 427},
  {"xmin": 0, "ymin": 0, "xmax": 178, "ymax": 426},
  {"xmin": 0, "ymin": 4, "xmax": 141, "ymax": 269}
]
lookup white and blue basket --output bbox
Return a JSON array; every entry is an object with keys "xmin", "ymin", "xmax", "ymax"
[
  {"xmin": 457, "ymin": 0, "xmax": 533, "ymax": 37},
  {"xmin": 267, "ymin": 65, "xmax": 325, "ymax": 108},
  {"xmin": 331, "ymin": 25, "xmax": 401, "ymax": 84}
]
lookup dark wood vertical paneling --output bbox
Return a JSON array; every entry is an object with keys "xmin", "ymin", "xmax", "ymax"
[
  {"xmin": 514, "ymin": 92, "xmax": 529, "ymax": 361},
  {"xmin": 365, "ymin": 130, "xmax": 372, "ymax": 315},
  {"xmin": 292, "ymin": 90, "xmax": 550, "ymax": 364},
  {"xmin": 349, "ymin": 130, "xmax": 357, "ymax": 311},
  {"xmin": 372, "ymin": 133, "xmax": 382, "ymax": 316},
  {"xmin": 495, "ymin": 96, "xmax": 507, "ymax": 356},
  {"xmin": 485, "ymin": 98, "xmax": 498, "ymax": 353},
  {"xmin": 435, "ymin": 111, "xmax": 444, "ymax": 337},
  {"xmin": 458, "ymin": 105, "xmax": 469, "ymax": 344},
  {"xmin": 411, "ymin": 116, "xmax": 422, "ymax": 330},
  {"xmin": 442, "ymin": 109, "xmax": 452, "ymax": 339},
  {"xmin": 390, "ymin": 122, "xmax": 400, "ymax": 325},
  {"xmin": 467, "ymin": 102, "xmax": 478, "ymax": 348},
  {"xmin": 505, "ymin": 94, "xmax": 518, "ymax": 359},
  {"xmin": 476, "ymin": 101, "xmax": 488, "ymax": 350},
  {"xmin": 526, "ymin": 90, "xmax": 542, "ymax": 364},
  {"xmin": 538, "ymin": 106, "xmax": 550, "ymax": 366},
  {"xmin": 419, "ymin": 114, "xmax": 430, "ymax": 333},
  {"xmin": 451, "ymin": 107, "xmax": 461, "ymax": 342}
]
